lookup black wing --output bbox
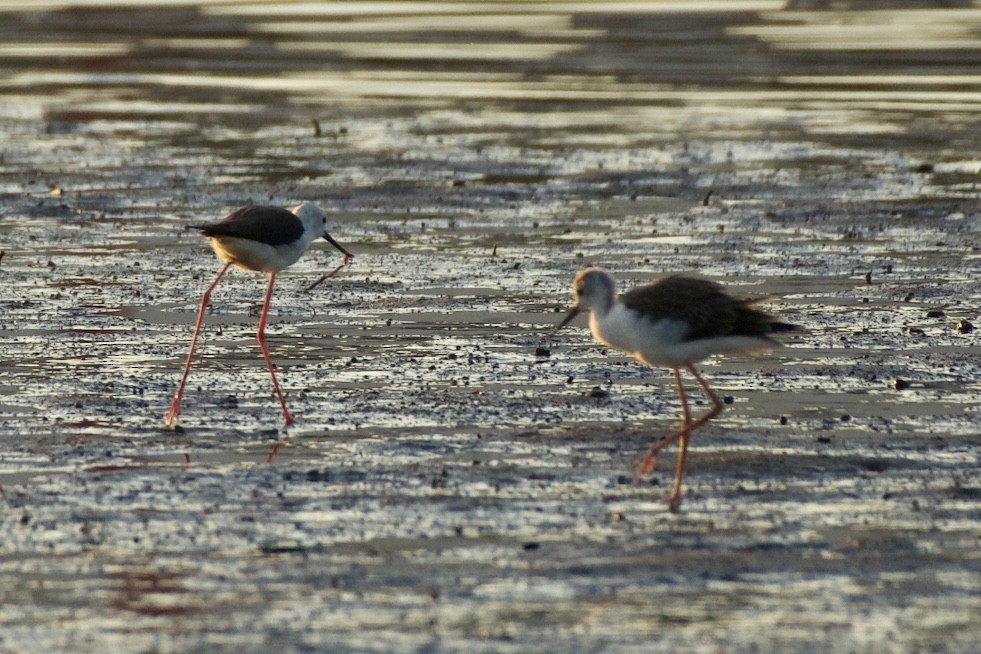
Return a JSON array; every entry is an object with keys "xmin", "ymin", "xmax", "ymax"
[
  {"xmin": 187, "ymin": 205, "xmax": 304, "ymax": 246},
  {"xmin": 621, "ymin": 275, "xmax": 787, "ymax": 342}
]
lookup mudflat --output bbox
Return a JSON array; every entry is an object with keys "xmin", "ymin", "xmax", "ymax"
[{"xmin": 0, "ymin": 2, "xmax": 978, "ymax": 652}]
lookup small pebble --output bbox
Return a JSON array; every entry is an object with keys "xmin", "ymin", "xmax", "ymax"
[
  {"xmin": 893, "ymin": 378, "xmax": 911, "ymax": 390},
  {"xmin": 861, "ymin": 459, "xmax": 889, "ymax": 473}
]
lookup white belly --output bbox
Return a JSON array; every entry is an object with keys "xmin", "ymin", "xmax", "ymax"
[
  {"xmin": 210, "ymin": 236, "xmax": 303, "ymax": 273},
  {"xmin": 589, "ymin": 304, "xmax": 774, "ymax": 368}
]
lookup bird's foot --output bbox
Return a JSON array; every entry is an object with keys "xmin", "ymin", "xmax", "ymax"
[{"xmin": 634, "ymin": 452, "xmax": 659, "ymax": 482}]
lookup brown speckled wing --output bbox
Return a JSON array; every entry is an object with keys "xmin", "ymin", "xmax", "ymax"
[
  {"xmin": 620, "ymin": 275, "xmax": 779, "ymax": 342},
  {"xmin": 188, "ymin": 205, "xmax": 304, "ymax": 246}
]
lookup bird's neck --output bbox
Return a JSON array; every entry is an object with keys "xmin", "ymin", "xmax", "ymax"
[{"xmin": 593, "ymin": 292, "xmax": 616, "ymax": 318}]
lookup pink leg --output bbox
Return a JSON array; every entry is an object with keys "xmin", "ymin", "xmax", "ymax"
[
  {"xmin": 635, "ymin": 365, "xmax": 724, "ymax": 511},
  {"xmin": 166, "ymin": 262, "xmax": 232, "ymax": 427},
  {"xmin": 667, "ymin": 364, "xmax": 723, "ymax": 510},
  {"xmin": 257, "ymin": 272, "xmax": 294, "ymax": 426},
  {"xmin": 684, "ymin": 364, "xmax": 724, "ymax": 430},
  {"xmin": 266, "ymin": 441, "xmax": 283, "ymax": 463},
  {"xmin": 635, "ymin": 368, "xmax": 690, "ymax": 479}
]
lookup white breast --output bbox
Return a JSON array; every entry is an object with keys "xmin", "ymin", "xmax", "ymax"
[
  {"xmin": 589, "ymin": 303, "xmax": 774, "ymax": 368},
  {"xmin": 210, "ymin": 236, "xmax": 305, "ymax": 273},
  {"xmin": 590, "ymin": 304, "xmax": 683, "ymax": 363}
]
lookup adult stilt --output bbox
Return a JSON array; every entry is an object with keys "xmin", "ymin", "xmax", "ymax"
[{"xmin": 164, "ymin": 202, "xmax": 353, "ymax": 427}]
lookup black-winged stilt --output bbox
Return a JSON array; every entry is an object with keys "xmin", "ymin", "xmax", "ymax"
[
  {"xmin": 165, "ymin": 202, "xmax": 353, "ymax": 428},
  {"xmin": 557, "ymin": 267, "xmax": 796, "ymax": 511}
]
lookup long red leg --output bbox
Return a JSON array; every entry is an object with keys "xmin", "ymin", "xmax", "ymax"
[
  {"xmin": 257, "ymin": 272, "xmax": 294, "ymax": 426},
  {"xmin": 684, "ymin": 364, "xmax": 724, "ymax": 431},
  {"xmin": 635, "ymin": 367, "xmax": 689, "ymax": 479},
  {"xmin": 634, "ymin": 365, "xmax": 724, "ymax": 511},
  {"xmin": 667, "ymin": 368, "xmax": 694, "ymax": 511},
  {"xmin": 165, "ymin": 262, "xmax": 232, "ymax": 427},
  {"xmin": 667, "ymin": 364, "xmax": 724, "ymax": 510}
]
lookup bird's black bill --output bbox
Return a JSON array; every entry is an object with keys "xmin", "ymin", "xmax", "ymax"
[
  {"xmin": 323, "ymin": 232, "xmax": 354, "ymax": 260},
  {"xmin": 556, "ymin": 305, "xmax": 581, "ymax": 330},
  {"xmin": 305, "ymin": 233, "xmax": 354, "ymax": 293}
]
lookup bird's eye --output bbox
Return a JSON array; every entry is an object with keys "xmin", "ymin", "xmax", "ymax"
[{"xmin": 575, "ymin": 288, "xmax": 583, "ymax": 296}]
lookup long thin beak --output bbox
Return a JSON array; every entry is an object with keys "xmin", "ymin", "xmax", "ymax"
[
  {"xmin": 323, "ymin": 231, "xmax": 354, "ymax": 261},
  {"xmin": 556, "ymin": 305, "xmax": 581, "ymax": 330}
]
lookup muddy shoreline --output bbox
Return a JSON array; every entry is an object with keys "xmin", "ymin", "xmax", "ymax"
[{"xmin": 1, "ymin": 2, "xmax": 979, "ymax": 653}]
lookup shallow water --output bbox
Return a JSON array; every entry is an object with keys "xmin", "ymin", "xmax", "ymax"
[{"xmin": 0, "ymin": 1, "xmax": 979, "ymax": 653}]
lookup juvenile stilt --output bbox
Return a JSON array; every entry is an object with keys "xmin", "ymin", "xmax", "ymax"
[{"xmin": 557, "ymin": 267, "xmax": 795, "ymax": 510}]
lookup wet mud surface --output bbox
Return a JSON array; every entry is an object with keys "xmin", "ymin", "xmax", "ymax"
[{"xmin": 0, "ymin": 2, "xmax": 979, "ymax": 652}]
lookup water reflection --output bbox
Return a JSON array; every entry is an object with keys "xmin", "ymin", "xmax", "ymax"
[{"xmin": 732, "ymin": 8, "xmax": 981, "ymax": 49}]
